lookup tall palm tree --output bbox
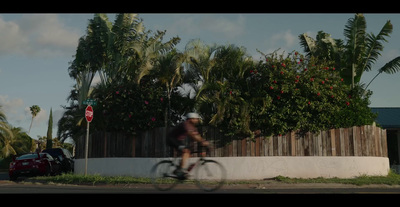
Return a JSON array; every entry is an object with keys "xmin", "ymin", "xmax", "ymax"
[
  {"xmin": 299, "ymin": 13, "xmax": 400, "ymax": 89},
  {"xmin": 153, "ymin": 49, "xmax": 186, "ymax": 127},
  {"xmin": 28, "ymin": 105, "xmax": 40, "ymax": 135}
]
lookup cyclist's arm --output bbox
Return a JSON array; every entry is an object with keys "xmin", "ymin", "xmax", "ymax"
[
  {"xmin": 187, "ymin": 130, "xmax": 202, "ymax": 142},
  {"xmin": 188, "ymin": 130, "xmax": 209, "ymax": 146}
]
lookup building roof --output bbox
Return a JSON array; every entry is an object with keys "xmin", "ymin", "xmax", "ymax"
[{"xmin": 371, "ymin": 107, "xmax": 400, "ymax": 129}]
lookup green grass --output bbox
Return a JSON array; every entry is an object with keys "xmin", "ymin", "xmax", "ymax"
[
  {"xmin": 27, "ymin": 170, "xmax": 400, "ymax": 186},
  {"xmin": 28, "ymin": 173, "xmax": 152, "ymax": 185},
  {"xmin": 272, "ymin": 170, "xmax": 400, "ymax": 186}
]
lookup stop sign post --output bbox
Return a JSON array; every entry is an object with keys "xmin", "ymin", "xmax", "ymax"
[{"xmin": 84, "ymin": 105, "xmax": 94, "ymax": 175}]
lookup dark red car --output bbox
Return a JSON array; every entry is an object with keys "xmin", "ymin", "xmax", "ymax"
[{"xmin": 9, "ymin": 152, "xmax": 61, "ymax": 181}]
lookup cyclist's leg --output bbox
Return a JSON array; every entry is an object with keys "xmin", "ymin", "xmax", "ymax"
[
  {"xmin": 181, "ymin": 148, "xmax": 190, "ymax": 169},
  {"xmin": 167, "ymin": 136, "xmax": 180, "ymax": 156}
]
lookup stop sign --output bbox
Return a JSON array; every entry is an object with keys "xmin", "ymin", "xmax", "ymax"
[{"xmin": 85, "ymin": 105, "xmax": 94, "ymax": 122}]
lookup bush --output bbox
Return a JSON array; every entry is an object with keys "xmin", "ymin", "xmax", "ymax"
[
  {"xmin": 92, "ymin": 76, "xmax": 193, "ymax": 135},
  {"xmin": 92, "ymin": 77, "xmax": 166, "ymax": 135},
  {"xmin": 250, "ymin": 50, "xmax": 376, "ymax": 136},
  {"xmin": 203, "ymin": 50, "xmax": 377, "ymax": 139}
]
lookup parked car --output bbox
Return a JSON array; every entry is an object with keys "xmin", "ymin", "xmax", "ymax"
[
  {"xmin": 9, "ymin": 152, "xmax": 61, "ymax": 181},
  {"xmin": 42, "ymin": 148, "xmax": 74, "ymax": 173}
]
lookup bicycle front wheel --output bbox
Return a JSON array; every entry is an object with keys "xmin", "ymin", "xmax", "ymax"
[
  {"xmin": 194, "ymin": 160, "xmax": 226, "ymax": 192},
  {"xmin": 150, "ymin": 160, "xmax": 179, "ymax": 191}
]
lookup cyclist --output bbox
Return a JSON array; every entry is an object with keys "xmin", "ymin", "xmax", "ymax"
[{"xmin": 167, "ymin": 112, "xmax": 209, "ymax": 178}]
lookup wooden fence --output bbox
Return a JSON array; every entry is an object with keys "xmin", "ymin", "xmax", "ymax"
[{"xmin": 75, "ymin": 124, "xmax": 387, "ymax": 159}]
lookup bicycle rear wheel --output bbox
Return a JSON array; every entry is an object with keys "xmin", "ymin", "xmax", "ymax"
[
  {"xmin": 194, "ymin": 160, "xmax": 226, "ymax": 192},
  {"xmin": 150, "ymin": 160, "xmax": 179, "ymax": 191}
]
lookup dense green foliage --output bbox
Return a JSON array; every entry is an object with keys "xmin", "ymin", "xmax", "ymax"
[
  {"xmin": 197, "ymin": 49, "xmax": 376, "ymax": 139},
  {"xmin": 0, "ymin": 109, "xmax": 34, "ymax": 158},
  {"xmin": 58, "ymin": 13, "xmax": 380, "ymax": 145}
]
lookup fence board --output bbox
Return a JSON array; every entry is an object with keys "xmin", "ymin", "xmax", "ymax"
[
  {"xmin": 307, "ymin": 132, "xmax": 313, "ymax": 156},
  {"xmin": 376, "ymin": 126, "xmax": 382, "ymax": 157},
  {"xmin": 348, "ymin": 127, "xmax": 353, "ymax": 156},
  {"xmin": 76, "ymin": 124, "xmax": 388, "ymax": 159},
  {"xmin": 360, "ymin": 126, "xmax": 367, "ymax": 156},
  {"xmin": 330, "ymin": 129, "xmax": 336, "ymax": 156},
  {"xmin": 322, "ymin": 130, "xmax": 327, "ymax": 156},
  {"xmin": 268, "ymin": 136, "xmax": 273, "ymax": 156},
  {"xmin": 382, "ymin": 129, "xmax": 388, "ymax": 157}
]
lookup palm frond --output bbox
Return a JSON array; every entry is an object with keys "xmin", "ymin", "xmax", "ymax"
[
  {"xmin": 343, "ymin": 13, "xmax": 367, "ymax": 63},
  {"xmin": 379, "ymin": 56, "xmax": 400, "ymax": 74},
  {"xmin": 364, "ymin": 56, "xmax": 400, "ymax": 91},
  {"xmin": 362, "ymin": 20, "xmax": 393, "ymax": 72},
  {"xmin": 298, "ymin": 33, "xmax": 316, "ymax": 57}
]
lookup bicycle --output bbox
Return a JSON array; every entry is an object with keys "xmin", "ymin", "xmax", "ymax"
[{"xmin": 150, "ymin": 146, "xmax": 226, "ymax": 192}]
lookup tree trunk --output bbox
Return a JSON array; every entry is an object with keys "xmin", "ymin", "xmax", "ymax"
[{"xmin": 28, "ymin": 117, "xmax": 34, "ymax": 135}]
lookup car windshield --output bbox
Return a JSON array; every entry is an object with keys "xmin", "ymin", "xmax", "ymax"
[
  {"xmin": 43, "ymin": 149, "xmax": 62, "ymax": 156},
  {"xmin": 16, "ymin": 154, "xmax": 38, "ymax": 160}
]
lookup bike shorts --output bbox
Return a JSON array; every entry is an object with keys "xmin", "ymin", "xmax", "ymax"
[{"xmin": 167, "ymin": 136, "xmax": 188, "ymax": 152}]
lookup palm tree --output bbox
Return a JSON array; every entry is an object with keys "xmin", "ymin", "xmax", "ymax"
[
  {"xmin": 299, "ymin": 13, "xmax": 400, "ymax": 89},
  {"xmin": 0, "ymin": 106, "xmax": 14, "ymax": 157},
  {"xmin": 193, "ymin": 44, "xmax": 255, "ymax": 138},
  {"xmin": 59, "ymin": 13, "xmax": 181, "ymax": 141},
  {"xmin": 153, "ymin": 49, "xmax": 186, "ymax": 127},
  {"xmin": 28, "ymin": 105, "xmax": 40, "ymax": 135},
  {"xmin": 0, "ymin": 124, "xmax": 33, "ymax": 158},
  {"xmin": 0, "ymin": 106, "xmax": 12, "ymax": 141},
  {"xmin": 97, "ymin": 13, "xmax": 180, "ymax": 86},
  {"xmin": 9, "ymin": 127, "xmax": 33, "ymax": 155},
  {"xmin": 184, "ymin": 39, "xmax": 221, "ymax": 87}
]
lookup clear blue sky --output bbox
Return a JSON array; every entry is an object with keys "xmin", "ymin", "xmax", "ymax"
[{"xmin": 1, "ymin": 13, "xmax": 399, "ymax": 141}]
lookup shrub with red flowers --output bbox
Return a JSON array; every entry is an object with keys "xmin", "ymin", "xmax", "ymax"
[
  {"xmin": 240, "ymin": 50, "xmax": 376, "ymax": 137},
  {"xmin": 195, "ymin": 48, "xmax": 376, "ymax": 141},
  {"xmin": 90, "ymin": 78, "xmax": 165, "ymax": 135},
  {"xmin": 91, "ymin": 76, "xmax": 192, "ymax": 135}
]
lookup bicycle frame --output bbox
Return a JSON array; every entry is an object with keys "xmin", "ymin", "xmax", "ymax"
[{"xmin": 169, "ymin": 150, "xmax": 207, "ymax": 175}]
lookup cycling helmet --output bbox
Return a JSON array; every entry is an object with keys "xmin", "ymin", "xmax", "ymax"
[{"xmin": 186, "ymin": 112, "xmax": 201, "ymax": 119}]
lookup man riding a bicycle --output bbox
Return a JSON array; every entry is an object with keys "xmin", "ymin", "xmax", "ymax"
[{"xmin": 167, "ymin": 112, "xmax": 209, "ymax": 178}]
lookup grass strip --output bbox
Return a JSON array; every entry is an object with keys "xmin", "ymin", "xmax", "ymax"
[
  {"xmin": 28, "ymin": 173, "xmax": 152, "ymax": 185},
  {"xmin": 27, "ymin": 170, "xmax": 400, "ymax": 186},
  {"xmin": 273, "ymin": 170, "xmax": 400, "ymax": 186}
]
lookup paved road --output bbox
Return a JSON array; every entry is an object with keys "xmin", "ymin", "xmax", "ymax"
[
  {"xmin": 1, "ymin": 180, "xmax": 400, "ymax": 194},
  {"xmin": 2, "ymin": 171, "xmax": 400, "ymax": 194}
]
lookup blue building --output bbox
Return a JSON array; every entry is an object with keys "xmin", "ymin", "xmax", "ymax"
[{"xmin": 371, "ymin": 107, "xmax": 400, "ymax": 168}]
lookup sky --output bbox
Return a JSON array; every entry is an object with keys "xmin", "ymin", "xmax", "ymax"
[{"xmin": 0, "ymin": 13, "xmax": 399, "ymax": 142}]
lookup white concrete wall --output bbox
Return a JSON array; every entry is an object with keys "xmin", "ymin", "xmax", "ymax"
[{"xmin": 74, "ymin": 156, "xmax": 390, "ymax": 179}]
